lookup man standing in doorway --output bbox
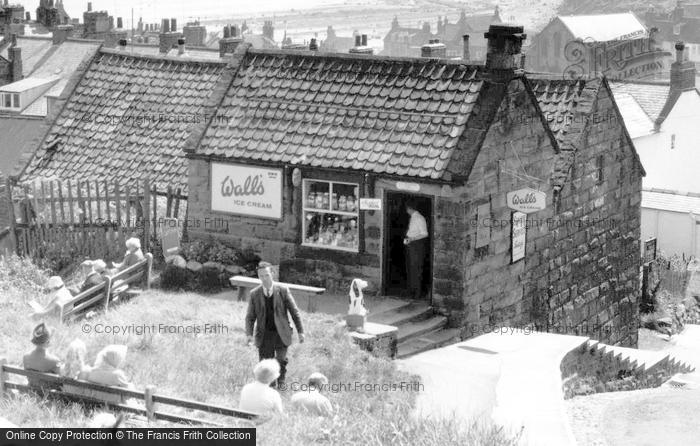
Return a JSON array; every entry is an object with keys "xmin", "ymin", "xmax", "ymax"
[
  {"xmin": 404, "ymin": 199, "xmax": 429, "ymax": 300},
  {"xmin": 246, "ymin": 262, "xmax": 304, "ymax": 389}
]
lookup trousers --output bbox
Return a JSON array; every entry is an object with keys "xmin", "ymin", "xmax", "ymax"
[
  {"xmin": 258, "ymin": 329, "xmax": 288, "ymax": 385},
  {"xmin": 406, "ymin": 237, "xmax": 427, "ymax": 299}
]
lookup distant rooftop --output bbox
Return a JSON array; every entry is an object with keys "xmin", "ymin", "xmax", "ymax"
[
  {"xmin": 0, "ymin": 75, "xmax": 59, "ymax": 93},
  {"xmin": 558, "ymin": 13, "xmax": 647, "ymax": 42}
]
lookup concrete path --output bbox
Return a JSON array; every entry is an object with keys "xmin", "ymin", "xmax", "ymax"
[{"xmin": 398, "ymin": 329, "xmax": 588, "ymax": 446}]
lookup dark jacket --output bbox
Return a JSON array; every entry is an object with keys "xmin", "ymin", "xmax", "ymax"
[{"xmin": 245, "ymin": 284, "xmax": 304, "ymax": 347}]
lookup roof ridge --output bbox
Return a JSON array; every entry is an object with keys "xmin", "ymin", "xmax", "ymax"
[
  {"xmin": 99, "ymin": 47, "xmax": 228, "ymax": 65},
  {"xmin": 247, "ymin": 47, "xmax": 485, "ymax": 68}
]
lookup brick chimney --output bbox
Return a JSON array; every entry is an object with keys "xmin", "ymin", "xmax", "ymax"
[
  {"xmin": 670, "ymin": 41, "xmax": 695, "ymax": 91},
  {"xmin": 421, "ymin": 38, "xmax": 446, "ymax": 58},
  {"xmin": 484, "ymin": 23, "xmax": 527, "ymax": 71},
  {"xmin": 159, "ymin": 17, "xmax": 183, "ymax": 54},
  {"xmin": 116, "ymin": 17, "xmax": 123, "ymax": 29},
  {"xmin": 219, "ymin": 24, "xmax": 242, "ymax": 57},
  {"xmin": 463, "ymin": 34, "xmax": 470, "ymax": 61},
  {"xmin": 118, "ymin": 38, "xmax": 127, "ymax": 51},
  {"xmin": 25, "ymin": 11, "xmax": 31, "ymax": 21},
  {"xmin": 87, "ymin": 2, "xmax": 92, "ymax": 12},
  {"xmin": 52, "ymin": 24, "xmax": 73, "ymax": 44},
  {"xmin": 349, "ymin": 33, "xmax": 373, "ymax": 54},
  {"xmin": 109, "ymin": 15, "xmax": 114, "ymax": 30},
  {"xmin": 9, "ymin": 35, "xmax": 22, "ymax": 83},
  {"xmin": 309, "ymin": 37, "xmax": 318, "ymax": 51}
]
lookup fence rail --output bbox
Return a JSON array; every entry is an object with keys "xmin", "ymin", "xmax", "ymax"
[{"xmin": 5, "ymin": 178, "xmax": 186, "ymax": 266}]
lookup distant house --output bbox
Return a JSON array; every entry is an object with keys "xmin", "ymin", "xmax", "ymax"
[
  {"xmin": 610, "ymin": 42, "xmax": 700, "ymax": 258},
  {"xmin": 526, "ymin": 12, "xmax": 671, "ymax": 81},
  {"xmin": 382, "ymin": 8, "xmax": 501, "ymax": 60},
  {"xmin": 645, "ymin": 2, "xmax": 700, "ymax": 66},
  {"xmin": 0, "ymin": 34, "xmax": 100, "ymax": 178},
  {"xmin": 320, "ymin": 26, "xmax": 357, "ymax": 53}
]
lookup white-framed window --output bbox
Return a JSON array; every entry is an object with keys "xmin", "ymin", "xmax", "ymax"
[
  {"xmin": 0, "ymin": 92, "xmax": 20, "ymax": 109},
  {"xmin": 302, "ymin": 179, "xmax": 360, "ymax": 252}
]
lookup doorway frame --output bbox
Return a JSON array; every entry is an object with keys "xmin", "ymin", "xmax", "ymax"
[{"xmin": 381, "ymin": 190, "xmax": 435, "ymax": 304}]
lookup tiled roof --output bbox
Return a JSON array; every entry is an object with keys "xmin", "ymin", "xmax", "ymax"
[
  {"xmin": 530, "ymin": 79, "xmax": 587, "ymax": 144},
  {"xmin": 195, "ymin": 49, "xmax": 484, "ymax": 180},
  {"xmin": 607, "ymin": 91, "xmax": 655, "ymax": 138},
  {"xmin": 558, "ymin": 13, "xmax": 647, "ymax": 42},
  {"xmin": 22, "ymin": 39, "xmax": 102, "ymax": 117},
  {"xmin": 19, "ymin": 50, "xmax": 227, "ymax": 192},
  {"xmin": 608, "ymin": 81, "xmax": 669, "ymax": 122},
  {"xmin": 642, "ymin": 189, "xmax": 700, "ymax": 214},
  {"xmin": 0, "ymin": 36, "xmax": 54, "ymax": 76}
]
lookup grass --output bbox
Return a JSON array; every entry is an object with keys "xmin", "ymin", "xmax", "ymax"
[{"xmin": 0, "ymin": 255, "xmax": 519, "ymax": 445}]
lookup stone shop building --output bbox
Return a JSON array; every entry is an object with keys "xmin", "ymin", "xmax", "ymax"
[{"xmin": 185, "ymin": 24, "xmax": 644, "ymax": 346}]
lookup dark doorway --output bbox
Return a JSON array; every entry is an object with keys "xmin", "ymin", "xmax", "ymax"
[{"xmin": 383, "ymin": 192, "xmax": 432, "ymax": 300}]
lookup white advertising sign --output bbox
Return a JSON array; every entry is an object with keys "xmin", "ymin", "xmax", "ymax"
[
  {"xmin": 359, "ymin": 198, "xmax": 382, "ymax": 211},
  {"xmin": 511, "ymin": 211, "xmax": 526, "ymax": 263},
  {"xmin": 211, "ymin": 163, "xmax": 283, "ymax": 219},
  {"xmin": 506, "ymin": 188, "xmax": 547, "ymax": 213},
  {"xmin": 396, "ymin": 182, "xmax": 421, "ymax": 192}
]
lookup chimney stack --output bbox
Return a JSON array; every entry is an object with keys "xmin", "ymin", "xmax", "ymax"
[
  {"xmin": 109, "ymin": 16, "xmax": 114, "ymax": 30},
  {"xmin": 219, "ymin": 24, "xmax": 243, "ymax": 57},
  {"xmin": 25, "ymin": 11, "xmax": 31, "ymax": 21},
  {"xmin": 52, "ymin": 24, "xmax": 74, "ymax": 44},
  {"xmin": 170, "ymin": 18, "xmax": 177, "ymax": 32},
  {"xmin": 161, "ymin": 18, "xmax": 169, "ymax": 33},
  {"xmin": 117, "ymin": 17, "xmax": 123, "ymax": 29},
  {"xmin": 349, "ymin": 33, "xmax": 373, "ymax": 55},
  {"xmin": 178, "ymin": 37, "xmax": 186, "ymax": 55},
  {"xmin": 118, "ymin": 38, "xmax": 127, "ymax": 50},
  {"xmin": 9, "ymin": 40, "xmax": 22, "ymax": 82},
  {"xmin": 421, "ymin": 38, "xmax": 446, "ymax": 58},
  {"xmin": 87, "ymin": 2, "xmax": 92, "ymax": 12},
  {"xmin": 670, "ymin": 41, "xmax": 696, "ymax": 91},
  {"xmin": 309, "ymin": 37, "xmax": 318, "ymax": 51},
  {"xmin": 484, "ymin": 23, "xmax": 526, "ymax": 71},
  {"xmin": 462, "ymin": 34, "xmax": 470, "ymax": 61}
]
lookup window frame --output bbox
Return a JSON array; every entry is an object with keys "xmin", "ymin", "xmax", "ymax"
[{"xmin": 301, "ymin": 178, "xmax": 361, "ymax": 253}]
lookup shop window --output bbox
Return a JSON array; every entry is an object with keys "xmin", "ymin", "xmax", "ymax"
[{"xmin": 302, "ymin": 179, "xmax": 360, "ymax": 252}]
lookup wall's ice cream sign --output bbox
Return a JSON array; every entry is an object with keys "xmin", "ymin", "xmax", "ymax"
[
  {"xmin": 211, "ymin": 162, "xmax": 282, "ymax": 219},
  {"xmin": 507, "ymin": 188, "xmax": 546, "ymax": 213}
]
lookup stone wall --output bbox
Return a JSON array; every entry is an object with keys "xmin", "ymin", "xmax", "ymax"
[
  {"xmin": 0, "ymin": 58, "xmax": 10, "ymax": 86},
  {"xmin": 439, "ymin": 78, "xmax": 641, "ymax": 346},
  {"xmin": 187, "ymin": 159, "xmax": 382, "ymax": 294}
]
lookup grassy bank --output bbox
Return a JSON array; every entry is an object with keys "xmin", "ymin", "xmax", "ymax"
[{"xmin": 0, "ymin": 256, "xmax": 518, "ymax": 445}]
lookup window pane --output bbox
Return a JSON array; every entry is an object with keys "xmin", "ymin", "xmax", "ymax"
[
  {"xmin": 304, "ymin": 180, "xmax": 330, "ymax": 210},
  {"xmin": 3, "ymin": 94, "xmax": 10, "ymax": 108},
  {"xmin": 331, "ymin": 183, "xmax": 359, "ymax": 212},
  {"xmin": 304, "ymin": 211, "xmax": 358, "ymax": 250},
  {"xmin": 12, "ymin": 94, "xmax": 19, "ymax": 108}
]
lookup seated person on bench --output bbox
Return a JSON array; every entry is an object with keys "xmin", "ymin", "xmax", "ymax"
[
  {"xmin": 23, "ymin": 323, "xmax": 63, "ymax": 393},
  {"xmin": 80, "ymin": 260, "xmax": 108, "ymax": 293},
  {"xmin": 112, "ymin": 238, "xmax": 145, "ymax": 273},
  {"xmin": 61, "ymin": 339, "xmax": 92, "ymax": 397},
  {"xmin": 29, "ymin": 276, "xmax": 74, "ymax": 319},
  {"xmin": 85, "ymin": 345, "xmax": 133, "ymax": 404}
]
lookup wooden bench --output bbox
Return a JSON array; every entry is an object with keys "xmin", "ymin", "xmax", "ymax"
[
  {"xmin": 60, "ymin": 253, "xmax": 153, "ymax": 323},
  {"xmin": 229, "ymin": 276, "xmax": 326, "ymax": 313},
  {"xmin": 0, "ymin": 359, "xmax": 260, "ymax": 426}
]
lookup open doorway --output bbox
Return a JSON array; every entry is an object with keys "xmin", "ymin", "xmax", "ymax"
[{"xmin": 383, "ymin": 191, "xmax": 433, "ymax": 301}]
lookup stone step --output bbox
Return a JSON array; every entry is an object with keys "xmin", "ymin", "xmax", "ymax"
[
  {"xmin": 397, "ymin": 316, "xmax": 448, "ymax": 343},
  {"xmin": 396, "ymin": 328, "xmax": 461, "ymax": 359},
  {"xmin": 368, "ymin": 302, "xmax": 433, "ymax": 327}
]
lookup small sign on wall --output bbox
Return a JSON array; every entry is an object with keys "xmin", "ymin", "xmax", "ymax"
[
  {"xmin": 360, "ymin": 198, "xmax": 382, "ymax": 211},
  {"xmin": 396, "ymin": 182, "xmax": 420, "ymax": 192},
  {"xmin": 507, "ymin": 188, "xmax": 546, "ymax": 213},
  {"xmin": 644, "ymin": 238, "xmax": 657, "ymax": 264},
  {"xmin": 211, "ymin": 162, "xmax": 283, "ymax": 219},
  {"xmin": 511, "ymin": 211, "xmax": 527, "ymax": 263},
  {"xmin": 476, "ymin": 202, "xmax": 490, "ymax": 248}
]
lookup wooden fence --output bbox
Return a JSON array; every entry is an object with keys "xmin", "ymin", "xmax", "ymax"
[{"xmin": 6, "ymin": 178, "xmax": 185, "ymax": 267}]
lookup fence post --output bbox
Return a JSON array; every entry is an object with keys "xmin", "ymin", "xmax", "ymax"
[
  {"xmin": 0, "ymin": 357, "xmax": 7, "ymax": 397},
  {"xmin": 5, "ymin": 178, "xmax": 18, "ymax": 256},
  {"xmin": 143, "ymin": 180, "xmax": 151, "ymax": 255},
  {"xmin": 145, "ymin": 385, "xmax": 156, "ymax": 422}
]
